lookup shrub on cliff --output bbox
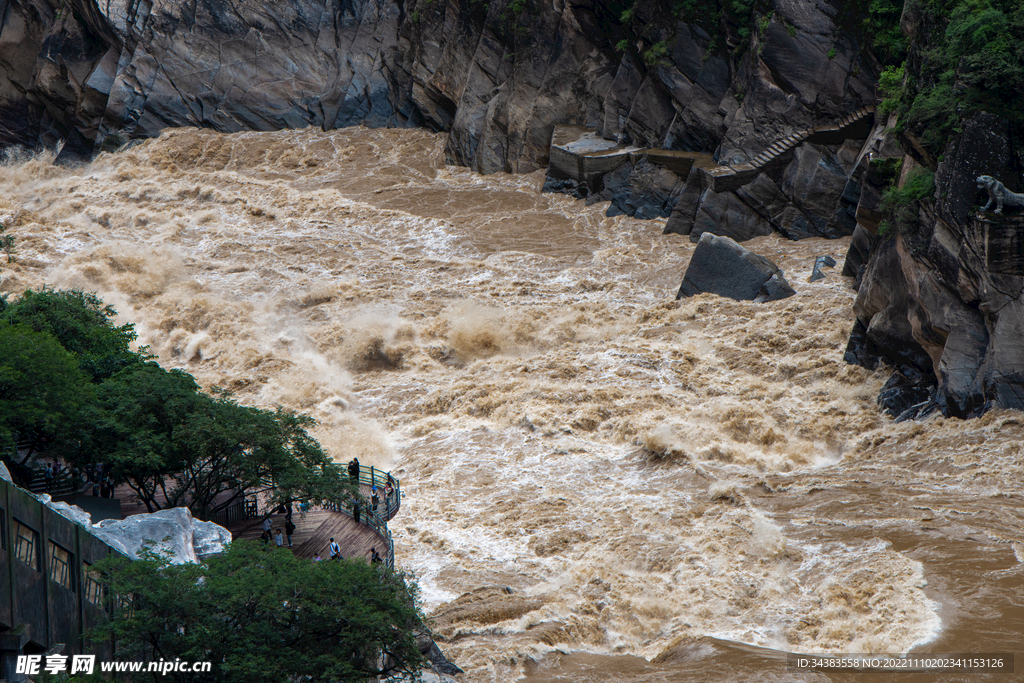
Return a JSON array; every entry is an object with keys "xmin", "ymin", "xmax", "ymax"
[
  {"xmin": 879, "ymin": 167, "xmax": 936, "ymax": 237},
  {"xmin": 894, "ymin": 0, "xmax": 1024, "ymax": 158}
]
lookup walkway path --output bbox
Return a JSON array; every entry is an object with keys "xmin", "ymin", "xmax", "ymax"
[{"xmin": 700, "ymin": 106, "xmax": 875, "ymax": 192}]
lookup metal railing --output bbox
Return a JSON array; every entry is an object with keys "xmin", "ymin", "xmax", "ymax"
[
  {"xmin": 322, "ymin": 498, "xmax": 396, "ymax": 569},
  {"xmin": 218, "ymin": 466, "xmax": 402, "ymax": 568}
]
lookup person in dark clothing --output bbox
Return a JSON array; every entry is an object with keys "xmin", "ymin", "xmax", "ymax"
[
  {"xmin": 284, "ymin": 518, "xmax": 296, "ymax": 547},
  {"xmin": 371, "ymin": 486, "xmax": 380, "ymax": 514},
  {"xmin": 370, "ymin": 547, "xmax": 382, "ymax": 564},
  {"xmin": 44, "ymin": 464, "xmax": 54, "ymax": 492},
  {"xmin": 352, "ymin": 498, "xmax": 361, "ymax": 525},
  {"xmin": 348, "ymin": 458, "xmax": 360, "ymax": 484}
]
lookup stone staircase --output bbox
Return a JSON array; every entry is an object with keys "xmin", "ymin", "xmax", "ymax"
[{"xmin": 699, "ymin": 106, "xmax": 875, "ymax": 193}]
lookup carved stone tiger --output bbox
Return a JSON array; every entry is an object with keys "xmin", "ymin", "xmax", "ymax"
[{"xmin": 978, "ymin": 175, "xmax": 1024, "ymax": 214}]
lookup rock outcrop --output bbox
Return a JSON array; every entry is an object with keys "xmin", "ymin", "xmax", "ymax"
[
  {"xmin": 92, "ymin": 507, "xmax": 233, "ymax": 562},
  {"xmin": 845, "ymin": 112, "xmax": 1024, "ymax": 418},
  {"xmin": 2, "ymin": 461, "xmax": 234, "ymax": 563},
  {"xmin": 2, "ymin": 0, "xmax": 873, "ymax": 179},
  {"xmin": 676, "ymin": 233, "xmax": 795, "ymax": 302}
]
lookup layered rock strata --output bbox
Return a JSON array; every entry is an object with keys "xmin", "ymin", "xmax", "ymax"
[{"xmin": 844, "ymin": 112, "xmax": 1024, "ymax": 418}]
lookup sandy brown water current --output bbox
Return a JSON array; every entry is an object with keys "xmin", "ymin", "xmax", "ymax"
[{"xmin": 1, "ymin": 127, "xmax": 1021, "ymax": 681}]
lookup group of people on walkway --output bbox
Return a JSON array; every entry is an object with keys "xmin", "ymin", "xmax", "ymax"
[
  {"xmin": 260, "ymin": 513, "xmax": 296, "ymax": 547},
  {"xmin": 347, "ymin": 458, "xmax": 397, "ymax": 517},
  {"xmin": 41, "ymin": 461, "xmax": 114, "ymax": 497}
]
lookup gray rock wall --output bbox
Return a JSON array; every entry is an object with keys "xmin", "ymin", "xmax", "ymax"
[
  {"xmin": 846, "ymin": 112, "xmax": 1024, "ymax": 418},
  {"xmin": 2, "ymin": 0, "xmax": 876, "ymax": 185}
]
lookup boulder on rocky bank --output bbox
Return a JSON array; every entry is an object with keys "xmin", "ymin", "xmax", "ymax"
[{"xmin": 676, "ymin": 233, "xmax": 795, "ymax": 302}]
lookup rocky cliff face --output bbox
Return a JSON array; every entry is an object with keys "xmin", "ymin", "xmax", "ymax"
[
  {"xmin": 847, "ymin": 112, "xmax": 1024, "ymax": 418},
  {"xmin": 841, "ymin": 0, "xmax": 1024, "ymax": 420},
  {"xmin": 2, "ymin": 0, "xmax": 873, "ymax": 171}
]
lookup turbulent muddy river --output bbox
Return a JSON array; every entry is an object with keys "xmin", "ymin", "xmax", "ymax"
[{"xmin": 2, "ymin": 127, "xmax": 1021, "ymax": 681}]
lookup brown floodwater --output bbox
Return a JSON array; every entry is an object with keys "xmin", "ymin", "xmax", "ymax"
[{"xmin": 0, "ymin": 127, "xmax": 1020, "ymax": 681}]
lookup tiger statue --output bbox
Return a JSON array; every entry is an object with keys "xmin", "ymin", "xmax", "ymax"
[{"xmin": 978, "ymin": 175, "xmax": 1024, "ymax": 214}]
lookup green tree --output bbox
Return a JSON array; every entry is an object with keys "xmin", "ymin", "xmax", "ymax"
[
  {"xmin": 0, "ymin": 288, "xmax": 144, "ymax": 381},
  {"xmin": 92, "ymin": 542, "xmax": 427, "ymax": 683},
  {"xmin": 91, "ymin": 365, "xmax": 353, "ymax": 517},
  {"xmin": 0, "ymin": 325, "xmax": 93, "ymax": 463}
]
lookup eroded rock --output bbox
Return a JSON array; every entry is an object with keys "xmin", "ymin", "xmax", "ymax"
[{"xmin": 676, "ymin": 233, "xmax": 795, "ymax": 302}]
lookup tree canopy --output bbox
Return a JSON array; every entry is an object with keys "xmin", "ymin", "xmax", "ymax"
[
  {"xmin": 94, "ymin": 363, "xmax": 354, "ymax": 515},
  {"xmin": 0, "ymin": 288, "xmax": 145, "ymax": 381},
  {"xmin": 0, "ymin": 324, "xmax": 93, "ymax": 462},
  {"xmin": 0, "ymin": 287, "xmax": 353, "ymax": 517},
  {"xmin": 92, "ymin": 542, "xmax": 426, "ymax": 683}
]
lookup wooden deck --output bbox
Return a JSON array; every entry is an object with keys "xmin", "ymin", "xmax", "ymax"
[
  {"xmin": 112, "ymin": 481, "xmax": 396, "ymax": 564},
  {"xmin": 226, "ymin": 510, "xmax": 385, "ymax": 562}
]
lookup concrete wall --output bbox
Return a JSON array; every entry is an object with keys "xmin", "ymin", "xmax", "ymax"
[{"xmin": 0, "ymin": 478, "xmax": 121, "ymax": 672}]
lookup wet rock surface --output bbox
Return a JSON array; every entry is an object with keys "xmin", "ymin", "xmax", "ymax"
[
  {"xmin": 676, "ymin": 233, "xmax": 795, "ymax": 302},
  {"xmin": 846, "ymin": 112, "xmax": 1024, "ymax": 418}
]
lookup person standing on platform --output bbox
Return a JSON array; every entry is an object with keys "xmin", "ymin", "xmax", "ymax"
[
  {"xmin": 328, "ymin": 537, "xmax": 342, "ymax": 561},
  {"xmin": 44, "ymin": 463, "xmax": 54, "ymax": 492},
  {"xmin": 371, "ymin": 486, "xmax": 380, "ymax": 514},
  {"xmin": 285, "ymin": 518, "xmax": 296, "ymax": 547},
  {"xmin": 353, "ymin": 498, "xmax": 361, "ymax": 525},
  {"xmin": 348, "ymin": 458, "xmax": 360, "ymax": 484}
]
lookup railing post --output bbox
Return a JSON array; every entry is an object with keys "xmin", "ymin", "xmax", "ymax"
[{"xmin": 371, "ymin": 466, "xmax": 375, "ymax": 487}]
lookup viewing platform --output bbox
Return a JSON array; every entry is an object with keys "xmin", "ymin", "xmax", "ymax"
[{"xmin": 110, "ymin": 465, "xmax": 402, "ymax": 567}]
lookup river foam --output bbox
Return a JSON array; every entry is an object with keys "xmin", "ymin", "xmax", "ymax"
[{"xmin": 4, "ymin": 127, "xmax": 1018, "ymax": 681}]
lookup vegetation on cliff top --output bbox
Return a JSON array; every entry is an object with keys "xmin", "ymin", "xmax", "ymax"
[
  {"xmin": 0, "ymin": 288, "xmax": 354, "ymax": 517},
  {"xmin": 890, "ymin": 0, "xmax": 1024, "ymax": 158}
]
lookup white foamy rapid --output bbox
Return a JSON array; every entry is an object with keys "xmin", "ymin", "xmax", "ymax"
[{"xmin": 4, "ymin": 127, "xmax": 1020, "ymax": 681}]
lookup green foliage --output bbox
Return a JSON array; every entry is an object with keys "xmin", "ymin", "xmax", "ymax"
[
  {"xmin": 91, "ymin": 542, "xmax": 427, "ymax": 683},
  {"xmin": 615, "ymin": 38, "xmax": 630, "ymax": 51},
  {"xmin": 895, "ymin": 0, "xmax": 1024, "ymax": 157},
  {"xmin": 0, "ymin": 288, "xmax": 144, "ymax": 382},
  {"xmin": 870, "ymin": 156, "xmax": 904, "ymax": 186},
  {"xmin": 642, "ymin": 40, "xmax": 670, "ymax": 65},
  {"xmin": 410, "ymin": 10, "xmax": 419, "ymax": 22},
  {"xmin": 508, "ymin": 0, "xmax": 527, "ymax": 16},
  {"xmin": 0, "ymin": 325, "xmax": 93, "ymax": 463},
  {"xmin": 878, "ymin": 63, "xmax": 904, "ymax": 114},
  {"xmin": 757, "ymin": 12, "xmax": 772, "ymax": 34},
  {"xmin": 731, "ymin": 0, "xmax": 755, "ymax": 39},
  {"xmin": 621, "ymin": 3, "xmax": 636, "ymax": 22},
  {"xmin": 866, "ymin": 0, "xmax": 908, "ymax": 65},
  {"xmin": 879, "ymin": 168, "xmax": 935, "ymax": 238},
  {"xmin": 828, "ymin": 46, "xmax": 837, "ymax": 58},
  {"xmin": 91, "ymin": 364, "xmax": 352, "ymax": 517}
]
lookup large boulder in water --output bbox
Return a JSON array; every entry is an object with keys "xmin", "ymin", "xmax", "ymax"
[{"xmin": 676, "ymin": 233, "xmax": 796, "ymax": 302}]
